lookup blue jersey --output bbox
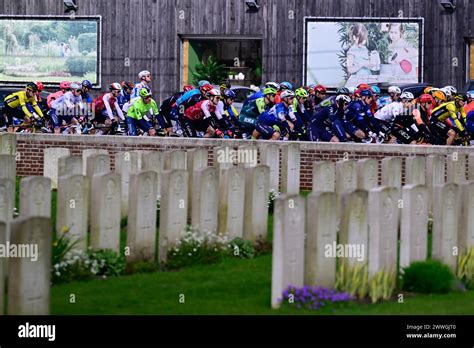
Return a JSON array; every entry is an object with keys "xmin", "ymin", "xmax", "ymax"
[
  {"xmin": 346, "ymin": 100, "xmax": 372, "ymax": 121},
  {"xmin": 247, "ymin": 90, "xmax": 263, "ymax": 102},
  {"xmin": 132, "ymin": 82, "xmax": 151, "ymax": 99},
  {"xmin": 117, "ymin": 90, "xmax": 131, "ymax": 109},
  {"xmin": 377, "ymin": 96, "xmax": 391, "ymax": 109},
  {"xmin": 312, "ymin": 99, "xmax": 347, "ymax": 140},
  {"xmin": 258, "ymin": 102, "xmax": 292, "ymax": 127},
  {"xmin": 81, "ymin": 91, "xmax": 92, "ymax": 103},
  {"xmin": 176, "ymin": 89, "xmax": 200, "ymax": 107}
]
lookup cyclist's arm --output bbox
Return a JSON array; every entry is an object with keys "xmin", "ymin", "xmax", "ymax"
[
  {"xmin": 19, "ymin": 95, "xmax": 34, "ymax": 118},
  {"xmin": 102, "ymin": 94, "xmax": 115, "ymax": 120},
  {"xmin": 256, "ymin": 98, "xmax": 265, "ymax": 114},
  {"xmin": 114, "ymin": 101, "xmax": 125, "ymax": 120},
  {"xmin": 447, "ymin": 104, "xmax": 465, "ymax": 131},
  {"xmin": 31, "ymin": 100, "xmax": 44, "ymax": 118},
  {"xmin": 200, "ymin": 100, "xmax": 212, "ymax": 119}
]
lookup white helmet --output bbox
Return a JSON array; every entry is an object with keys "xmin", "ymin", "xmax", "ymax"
[
  {"xmin": 280, "ymin": 90, "xmax": 295, "ymax": 99},
  {"xmin": 69, "ymin": 82, "xmax": 81, "ymax": 90},
  {"xmin": 265, "ymin": 82, "xmax": 279, "ymax": 90},
  {"xmin": 336, "ymin": 94, "xmax": 351, "ymax": 103},
  {"xmin": 138, "ymin": 70, "xmax": 151, "ymax": 79},
  {"xmin": 440, "ymin": 87, "xmax": 453, "ymax": 97},
  {"xmin": 400, "ymin": 91, "xmax": 414, "ymax": 101},
  {"xmin": 388, "ymin": 86, "xmax": 401, "ymax": 94},
  {"xmin": 348, "ymin": 86, "xmax": 357, "ymax": 94},
  {"xmin": 443, "ymin": 85, "xmax": 457, "ymax": 95}
]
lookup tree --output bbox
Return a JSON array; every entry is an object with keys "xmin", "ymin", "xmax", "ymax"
[{"xmin": 191, "ymin": 55, "xmax": 227, "ymax": 85}]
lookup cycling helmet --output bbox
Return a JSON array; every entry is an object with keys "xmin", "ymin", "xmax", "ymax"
[
  {"xmin": 110, "ymin": 82, "xmax": 122, "ymax": 91},
  {"xmin": 348, "ymin": 86, "xmax": 357, "ymax": 95},
  {"xmin": 360, "ymin": 89, "xmax": 373, "ymax": 98},
  {"xmin": 70, "ymin": 82, "xmax": 81, "ymax": 91},
  {"xmin": 357, "ymin": 83, "xmax": 370, "ymax": 90},
  {"xmin": 314, "ymin": 84, "xmax": 327, "ymax": 94},
  {"xmin": 419, "ymin": 94, "xmax": 434, "ymax": 104},
  {"xmin": 121, "ymin": 81, "xmax": 134, "ymax": 90},
  {"xmin": 443, "ymin": 85, "xmax": 457, "ymax": 95},
  {"xmin": 440, "ymin": 87, "xmax": 453, "ymax": 97},
  {"xmin": 82, "ymin": 80, "xmax": 93, "ymax": 89},
  {"xmin": 295, "ymin": 87, "xmax": 308, "ymax": 98},
  {"xmin": 467, "ymin": 90, "xmax": 474, "ymax": 99},
  {"xmin": 423, "ymin": 86, "xmax": 434, "ymax": 94},
  {"xmin": 336, "ymin": 87, "xmax": 350, "ymax": 95},
  {"xmin": 206, "ymin": 88, "xmax": 221, "ymax": 98},
  {"xmin": 370, "ymin": 85, "xmax": 381, "ymax": 95},
  {"xmin": 201, "ymin": 84, "xmax": 214, "ymax": 93},
  {"xmin": 388, "ymin": 86, "xmax": 401, "ymax": 94},
  {"xmin": 183, "ymin": 85, "xmax": 194, "ymax": 92},
  {"xmin": 454, "ymin": 93, "xmax": 468, "ymax": 102},
  {"xmin": 336, "ymin": 94, "xmax": 351, "ymax": 104},
  {"xmin": 139, "ymin": 88, "xmax": 152, "ymax": 98},
  {"xmin": 198, "ymin": 80, "xmax": 211, "ymax": 88},
  {"xmin": 138, "ymin": 70, "xmax": 151, "ymax": 79},
  {"xmin": 280, "ymin": 90, "xmax": 295, "ymax": 99},
  {"xmin": 263, "ymin": 87, "xmax": 278, "ymax": 95},
  {"xmin": 26, "ymin": 82, "xmax": 38, "ymax": 92},
  {"xmin": 60, "ymin": 81, "xmax": 70, "ymax": 90},
  {"xmin": 223, "ymin": 89, "xmax": 236, "ymax": 99},
  {"xmin": 265, "ymin": 82, "xmax": 279, "ymax": 90},
  {"xmin": 400, "ymin": 91, "xmax": 415, "ymax": 101},
  {"xmin": 353, "ymin": 89, "xmax": 362, "ymax": 98},
  {"xmin": 279, "ymin": 82, "xmax": 293, "ymax": 91},
  {"xmin": 35, "ymin": 82, "xmax": 44, "ymax": 92},
  {"xmin": 220, "ymin": 82, "xmax": 231, "ymax": 90},
  {"xmin": 432, "ymin": 90, "xmax": 447, "ymax": 102}
]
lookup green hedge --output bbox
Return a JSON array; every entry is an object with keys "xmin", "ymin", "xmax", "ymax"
[
  {"xmin": 78, "ymin": 33, "xmax": 97, "ymax": 53},
  {"xmin": 65, "ymin": 56, "xmax": 96, "ymax": 76}
]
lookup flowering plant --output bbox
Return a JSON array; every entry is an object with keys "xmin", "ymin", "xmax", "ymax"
[
  {"xmin": 267, "ymin": 189, "xmax": 281, "ymax": 213},
  {"xmin": 281, "ymin": 286, "xmax": 354, "ymax": 310}
]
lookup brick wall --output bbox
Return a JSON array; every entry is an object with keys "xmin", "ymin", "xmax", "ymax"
[{"xmin": 14, "ymin": 134, "xmax": 473, "ymax": 191}]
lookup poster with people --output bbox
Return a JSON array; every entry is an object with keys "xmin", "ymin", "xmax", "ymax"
[
  {"xmin": 305, "ymin": 18, "xmax": 423, "ymax": 88},
  {"xmin": 0, "ymin": 16, "xmax": 101, "ymax": 86}
]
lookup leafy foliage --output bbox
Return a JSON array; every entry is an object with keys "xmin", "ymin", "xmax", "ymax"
[
  {"xmin": 191, "ymin": 55, "xmax": 227, "ymax": 85},
  {"xmin": 457, "ymin": 247, "xmax": 474, "ymax": 289},
  {"xmin": 369, "ymin": 269, "xmax": 397, "ymax": 303},
  {"xmin": 401, "ymin": 260, "xmax": 455, "ymax": 294},
  {"xmin": 336, "ymin": 261, "xmax": 369, "ymax": 299}
]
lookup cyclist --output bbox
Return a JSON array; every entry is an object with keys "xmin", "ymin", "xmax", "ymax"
[
  {"xmin": 346, "ymin": 89, "xmax": 379, "ymax": 142},
  {"xmin": 47, "ymin": 81, "xmax": 71, "ymax": 109},
  {"xmin": 219, "ymin": 82, "xmax": 231, "ymax": 96},
  {"xmin": 378, "ymin": 85, "xmax": 401, "ymax": 109},
  {"xmin": 49, "ymin": 82, "xmax": 84, "ymax": 134},
  {"xmin": 244, "ymin": 82, "xmax": 279, "ymax": 105},
  {"xmin": 215, "ymin": 89, "xmax": 239, "ymax": 138},
  {"xmin": 411, "ymin": 93, "xmax": 435, "ymax": 144},
  {"xmin": 308, "ymin": 94, "xmax": 352, "ymax": 142},
  {"xmin": 182, "ymin": 88, "xmax": 222, "ymax": 138},
  {"xmin": 291, "ymin": 87, "xmax": 311, "ymax": 140},
  {"xmin": 441, "ymin": 85, "xmax": 457, "ymax": 102},
  {"xmin": 274, "ymin": 82, "xmax": 293, "ymax": 103},
  {"xmin": 369, "ymin": 85, "xmax": 381, "ymax": 114},
  {"xmin": 238, "ymin": 87, "xmax": 277, "ymax": 138},
  {"xmin": 467, "ymin": 90, "xmax": 474, "ymax": 104},
  {"xmin": 158, "ymin": 85, "xmax": 194, "ymax": 136},
  {"xmin": 2, "ymin": 83, "xmax": 44, "ymax": 133},
  {"xmin": 117, "ymin": 81, "xmax": 135, "ymax": 112},
  {"xmin": 430, "ymin": 93, "xmax": 467, "ymax": 145},
  {"xmin": 126, "ymin": 88, "xmax": 158, "ymax": 136},
  {"xmin": 252, "ymin": 90, "xmax": 296, "ymax": 140},
  {"xmin": 92, "ymin": 83, "xmax": 125, "ymax": 135},
  {"xmin": 132, "ymin": 70, "xmax": 152, "ymax": 99},
  {"xmin": 387, "ymin": 92, "xmax": 419, "ymax": 144},
  {"xmin": 432, "ymin": 90, "xmax": 447, "ymax": 108},
  {"xmin": 313, "ymin": 85, "xmax": 327, "ymax": 105}
]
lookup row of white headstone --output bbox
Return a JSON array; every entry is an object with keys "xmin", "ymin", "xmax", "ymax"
[{"xmin": 271, "ymin": 155, "xmax": 474, "ymax": 308}]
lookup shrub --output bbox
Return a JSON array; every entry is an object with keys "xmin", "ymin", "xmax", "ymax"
[
  {"xmin": 369, "ymin": 269, "xmax": 397, "ymax": 303},
  {"xmin": 401, "ymin": 260, "xmax": 455, "ymax": 294},
  {"xmin": 77, "ymin": 33, "xmax": 97, "ymax": 53},
  {"xmin": 267, "ymin": 189, "xmax": 280, "ymax": 213},
  {"xmin": 457, "ymin": 247, "xmax": 474, "ymax": 289},
  {"xmin": 228, "ymin": 237, "xmax": 255, "ymax": 259},
  {"xmin": 126, "ymin": 261, "xmax": 160, "ymax": 274},
  {"xmin": 336, "ymin": 261, "xmax": 369, "ymax": 299},
  {"xmin": 281, "ymin": 286, "xmax": 354, "ymax": 310},
  {"xmin": 65, "ymin": 56, "xmax": 96, "ymax": 76},
  {"xmin": 254, "ymin": 237, "xmax": 272, "ymax": 256}
]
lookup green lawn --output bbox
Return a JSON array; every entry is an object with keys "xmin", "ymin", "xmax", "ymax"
[{"xmin": 51, "ymin": 253, "xmax": 474, "ymax": 315}]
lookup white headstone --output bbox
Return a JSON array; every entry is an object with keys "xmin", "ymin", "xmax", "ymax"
[
  {"xmin": 400, "ymin": 184, "xmax": 429, "ymax": 270},
  {"xmin": 58, "ymin": 155, "xmax": 82, "ymax": 178},
  {"xmin": 0, "ymin": 178, "xmax": 15, "ymax": 242},
  {"xmin": 340, "ymin": 189, "xmax": 368, "ymax": 267},
  {"xmin": 446, "ymin": 153, "xmax": 467, "ymax": 184},
  {"xmin": 82, "ymin": 149, "xmax": 108, "ymax": 175},
  {"xmin": 469, "ymin": 154, "xmax": 474, "ymax": 181},
  {"xmin": 191, "ymin": 167, "xmax": 218, "ymax": 233},
  {"xmin": 281, "ymin": 143, "xmax": 300, "ymax": 195},
  {"xmin": 164, "ymin": 150, "xmax": 187, "ymax": 170},
  {"xmin": 86, "ymin": 154, "xmax": 110, "ymax": 178},
  {"xmin": 115, "ymin": 151, "xmax": 141, "ymax": 218},
  {"xmin": 305, "ymin": 191, "xmax": 337, "ymax": 288},
  {"xmin": 381, "ymin": 157, "xmax": 402, "ymax": 188},
  {"xmin": 336, "ymin": 160, "xmax": 358, "ymax": 195},
  {"xmin": 8, "ymin": 217, "xmax": 51, "ymax": 315},
  {"xmin": 127, "ymin": 171, "xmax": 158, "ymax": 262},
  {"xmin": 90, "ymin": 172, "xmax": 121, "ymax": 252},
  {"xmin": 405, "ymin": 156, "xmax": 426, "ymax": 185},
  {"xmin": 213, "ymin": 146, "xmax": 234, "ymax": 172},
  {"xmin": 218, "ymin": 166, "xmax": 245, "ymax": 240},
  {"xmin": 187, "ymin": 148, "xmax": 208, "ymax": 218},
  {"xmin": 426, "ymin": 154, "xmax": 445, "ymax": 213},
  {"xmin": 357, "ymin": 158, "xmax": 379, "ymax": 190},
  {"xmin": 271, "ymin": 195, "xmax": 305, "ymax": 309},
  {"xmin": 244, "ymin": 165, "xmax": 270, "ymax": 242},
  {"xmin": 141, "ymin": 151, "xmax": 165, "ymax": 201},
  {"xmin": 259, "ymin": 144, "xmax": 279, "ymax": 192},
  {"xmin": 0, "ymin": 155, "xmax": 16, "ymax": 180},
  {"xmin": 0, "ymin": 222, "xmax": 5, "ymax": 314},
  {"xmin": 237, "ymin": 144, "xmax": 258, "ymax": 168},
  {"xmin": 0, "ymin": 133, "xmax": 16, "ymax": 155},
  {"xmin": 313, "ymin": 161, "xmax": 335, "ymax": 192},
  {"xmin": 56, "ymin": 175, "xmax": 89, "ymax": 251},
  {"xmin": 459, "ymin": 181, "xmax": 474, "ymax": 256},
  {"xmin": 159, "ymin": 169, "xmax": 188, "ymax": 263},
  {"xmin": 368, "ymin": 187, "xmax": 400, "ymax": 277},
  {"xmin": 20, "ymin": 177, "xmax": 51, "ymax": 218},
  {"xmin": 43, "ymin": 147, "xmax": 70, "ymax": 189},
  {"xmin": 432, "ymin": 183, "xmax": 459, "ymax": 271}
]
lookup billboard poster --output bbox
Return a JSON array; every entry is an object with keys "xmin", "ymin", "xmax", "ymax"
[
  {"xmin": 304, "ymin": 18, "xmax": 424, "ymax": 88},
  {"xmin": 0, "ymin": 16, "xmax": 101, "ymax": 87}
]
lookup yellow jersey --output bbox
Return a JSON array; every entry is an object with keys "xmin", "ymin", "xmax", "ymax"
[
  {"xmin": 4, "ymin": 91, "xmax": 44, "ymax": 118},
  {"xmin": 431, "ymin": 101, "xmax": 465, "ymax": 132}
]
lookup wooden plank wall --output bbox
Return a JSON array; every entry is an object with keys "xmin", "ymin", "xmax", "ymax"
[{"xmin": 1, "ymin": 0, "xmax": 473, "ymax": 101}]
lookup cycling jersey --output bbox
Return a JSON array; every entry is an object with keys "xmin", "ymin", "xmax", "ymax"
[
  {"xmin": 431, "ymin": 101, "xmax": 466, "ymax": 132},
  {"xmin": 374, "ymin": 102, "xmax": 404, "ymax": 123},
  {"xmin": 3, "ymin": 91, "xmax": 44, "ymax": 118},
  {"xmin": 184, "ymin": 100, "xmax": 220, "ymax": 121},
  {"xmin": 257, "ymin": 102, "xmax": 295, "ymax": 126},
  {"xmin": 47, "ymin": 91, "xmax": 64, "ymax": 108},
  {"xmin": 81, "ymin": 91, "xmax": 92, "ymax": 103},
  {"xmin": 245, "ymin": 90, "xmax": 263, "ymax": 103},
  {"xmin": 240, "ymin": 97, "xmax": 267, "ymax": 119},
  {"xmin": 176, "ymin": 89, "xmax": 201, "ymax": 107},
  {"xmin": 310, "ymin": 98, "xmax": 347, "ymax": 141},
  {"xmin": 51, "ymin": 91, "xmax": 84, "ymax": 115},
  {"xmin": 93, "ymin": 93, "xmax": 125, "ymax": 121},
  {"xmin": 131, "ymin": 82, "xmax": 151, "ymax": 99},
  {"xmin": 127, "ymin": 98, "xmax": 159, "ymax": 121},
  {"xmin": 117, "ymin": 90, "xmax": 132, "ymax": 110}
]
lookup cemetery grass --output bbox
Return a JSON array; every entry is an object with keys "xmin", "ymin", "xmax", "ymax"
[{"xmin": 51, "ymin": 252, "xmax": 474, "ymax": 315}]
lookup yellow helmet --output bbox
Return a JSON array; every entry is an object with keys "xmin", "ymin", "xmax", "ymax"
[{"xmin": 432, "ymin": 90, "xmax": 447, "ymax": 102}]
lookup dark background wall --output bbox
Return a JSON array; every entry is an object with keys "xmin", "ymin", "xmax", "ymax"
[{"xmin": 1, "ymin": 0, "xmax": 473, "ymax": 101}]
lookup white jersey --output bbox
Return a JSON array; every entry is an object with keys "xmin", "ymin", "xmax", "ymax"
[
  {"xmin": 51, "ymin": 91, "xmax": 83, "ymax": 115},
  {"xmin": 374, "ymin": 101, "xmax": 403, "ymax": 123}
]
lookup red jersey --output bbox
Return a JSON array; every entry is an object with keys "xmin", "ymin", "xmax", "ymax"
[{"xmin": 184, "ymin": 100, "xmax": 216, "ymax": 121}]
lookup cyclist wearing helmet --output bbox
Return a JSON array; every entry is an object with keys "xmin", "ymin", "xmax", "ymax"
[
  {"xmin": 219, "ymin": 82, "xmax": 231, "ymax": 96},
  {"xmin": 369, "ymin": 85, "xmax": 381, "ymax": 114},
  {"xmin": 313, "ymin": 85, "xmax": 327, "ymax": 105},
  {"xmin": 49, "ymin": 82, "xmax": 84, "ymax": 134},
  {"xmin": 442, "ymin": 86, "xmax": 457, "ymax": 102},
  {"xmin": 117, "ymin": 81, "xmax": 135, "ymax": 112},
  {"xmin": 215, "ymin": 89, "xmax": 239, "ymax": 138},
  {"xmin": 47, "ymin": 81, "xmax": 71, "ymax": 109},
  {"xmin": 430, "ymin": 93, "xmax": 467, "ymax": 145},
  {"xmin": 243, "ymin": 81, "xmax": 278, "ymax": 106},
  {"xmin": 432, "ymin": 90, "xmax": 447, "ymax": 108},
  {"xmin": 308, "ymin": 94, "xmax": 351, "ymax": 142},
  {"xmin": 253, "ymin": 90, "xmax": 296, "ymax": 140},
  {"xmin": 183, "ymin": 88, "xmax": 222, "ymax": 138},
  {"xmin": 346, "ymin": 89, "xmax": 378, "ymax": 142},
  {"xmin": 80, "ymin": 80, "xmax": 93, "ymax": 103},
  {"xmin": 239, "ymin": 87, "xmax": 277, "ymax": 137},
  {"xmin": 291, "ymin": 87, "xmax": 311, "ymax": 140},
  {"xmin": 158, "ymin": 86, "xmax": 194, "ymax": 137},
  {"xmin": 274, "ymin": 82, "xmax": 293, "ymax": 103},
  {"xmin": 92, "ymin": 83, "xmax": 125, "ymax": 134},
  {"xmin": 2, "ymin": 83, "xmax": 44, "ymax": 132},
  {"xmin": 465, "ymin": 91, "xmax": 474, "ymax": 115},
  {"xmin": 387, "ymin": 92, "xmax": 418, "ymax": 144},
  {"xmin": 378, "ymin": 85, "xmax": 401, "ymax": 109},
  {"xmin": 126, "ymin": 88, "xmax": 158, "ymax": 136},
  {"xmin": 132, "ymin": 70, "xmax": 152, "ymax": 99},
  {"xmin": 411, "ymin": 93, "xmax": 435, "ymax": 144}
]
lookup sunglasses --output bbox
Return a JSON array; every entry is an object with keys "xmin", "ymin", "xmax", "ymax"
[{"xmin": 74, "ymin": 89, "xmax": 82, "ymax": 93}]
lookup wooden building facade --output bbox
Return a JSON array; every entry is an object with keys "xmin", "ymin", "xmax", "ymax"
[{"xmin": 1, "ymin": 0, "xmax": 474, "ymax": 100}]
